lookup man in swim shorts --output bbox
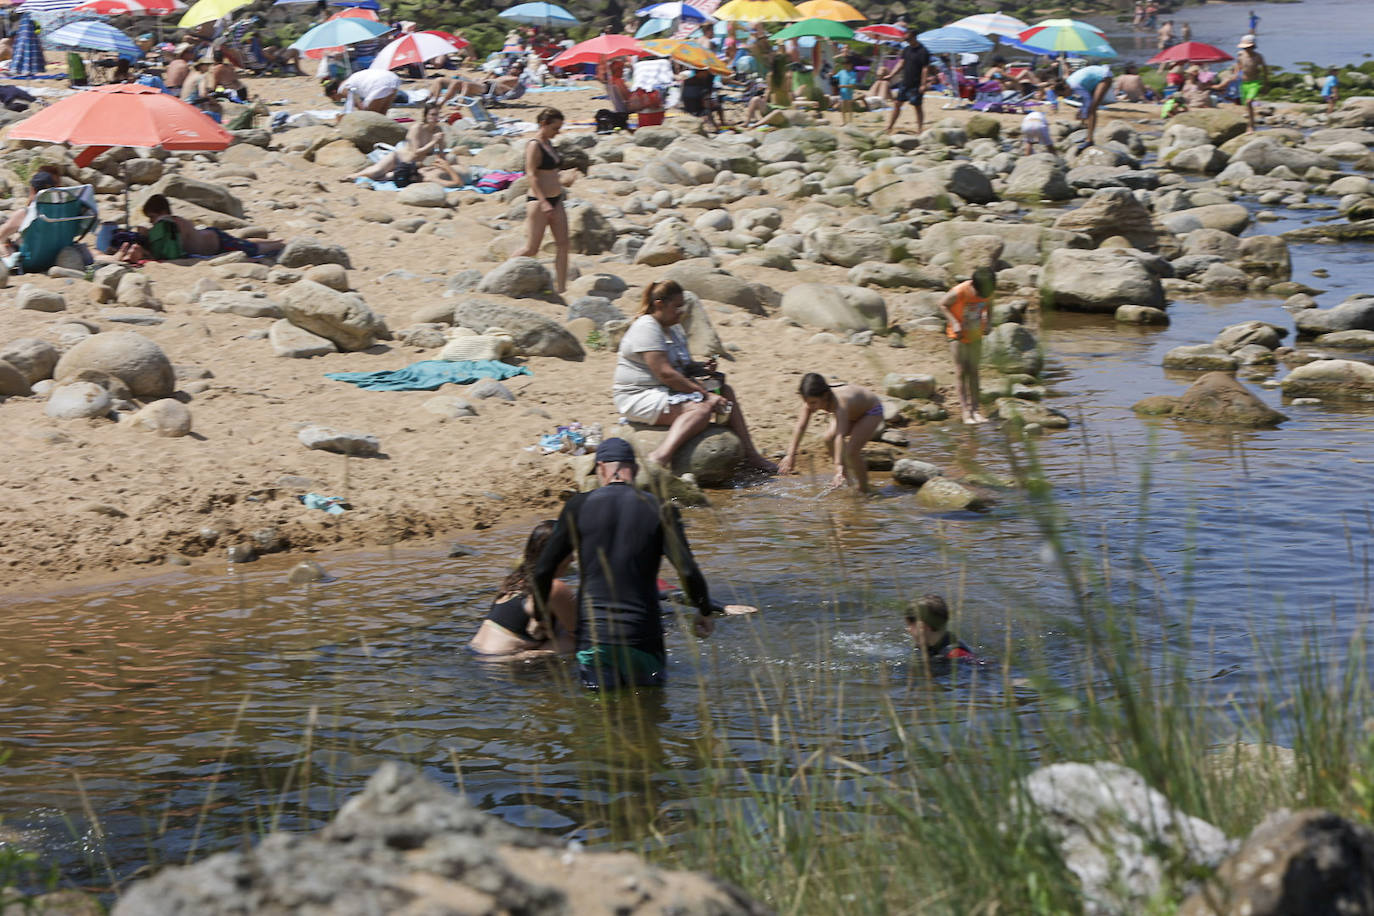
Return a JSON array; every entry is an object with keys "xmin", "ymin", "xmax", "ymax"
[
  {"xmin": 532, "ymin": 438, "xmax": 725, "ymax": 690},
  {"xmin": 883, "ymin": 31, "xmax": 931, "ymax": 135},
  {"xmin": 1231, "ymin": 34, "xmax": 1267, "ymax": 133}
]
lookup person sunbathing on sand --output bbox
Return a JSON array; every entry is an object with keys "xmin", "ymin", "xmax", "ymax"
[
  {"xmin": 116, "ymin": 194, "xmax": 284, "ymax": 262},
  {"xmin": 341, "ymin": 103, "xmax": 464, "ymax": 186}
]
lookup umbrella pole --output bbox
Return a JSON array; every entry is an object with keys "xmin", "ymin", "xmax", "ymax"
[{"xmin": 122, "ymin": 163, "xmax": 130, "ymax": 230}]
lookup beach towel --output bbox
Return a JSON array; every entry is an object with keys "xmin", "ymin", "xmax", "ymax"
[{"xmin": 325, "ymin": 359, "xmax": 531, "ymax": 391}]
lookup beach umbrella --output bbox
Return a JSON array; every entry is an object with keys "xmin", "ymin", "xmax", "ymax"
[
  {"xmin": 635, "ymin": 17, "xmax": 672, "ymax": 37},
  {"xmin": 369, "ymin": 30, "xmax": 466, "ymax": 70},
  {"xmin": 10, "ymin": 14, "xmax": 45, "ymax": 76},
  {"xmin": 73, "ymin": 0, "xmax": 184, "ymax": 13},
  {"xmin": 288, "ymin": 16, "xmax": 387, "ymax": 51},
  {"xmin": 916, "ymin": 26, "xmax": 992, "ymax": 55},
  {"xmin": 712, "ymin": 0, "xmax": 802, "ymax": 23},
  {"xmin": 1018, "ymin": 18, "xmax": 1115, "ymax": 57},
  {"xmin": 47, "ymin": 19, "xmax": 140, "ymax": 57},
  {"xmin": 636, "ymin": 1, "xmax": 709, "ymax": 20},
  {"xmin": 176, "ymin": 0, "xmax": 247, "ymax": 28},
  {"xmin": 772, "ymin": 16, "xmax": 851, "ymax": 40},
  {"xmin": 19, "ymin": 0, "xmax": 85, "ymax": 16},
  {"xmin": 549, "ymin": 33, "xmax": 646, "ymax": 68},
  {"xmin": 948, "ymin": 10, "xmax": 1027, "ymax": 39},
  {"xmin": 794, "ymin": 0, "xmax": 863, "ymax": 21},
  {"xmin": 640, "ymin": 37, "xmax": 730, "ymax": 74},
  {"xmin": 327, "ymin": 6, "xmax": 378, "ymax": 19},
  {"xmin": 327, "ymin": 0, "xmax": 380, "ymax": 8},
  {"xmin": 855, "ymin": 22, "xmax": 903, "ymax": 41},
  {"xmin": 497, "ymin": 2, "xmax": 578, "ymax": 27},
  {"xmin": 1147, "ymin": 40, "xmax": 1232, "ymax": 65},
  {"xmin": 7, "ymin": 83, "xmax": 230, "ymax": 162}
]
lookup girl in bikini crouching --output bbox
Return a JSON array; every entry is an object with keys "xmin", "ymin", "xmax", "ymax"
[{"xmin": 777, "ymin": 372, "xmax": 884, "ymax": 493}]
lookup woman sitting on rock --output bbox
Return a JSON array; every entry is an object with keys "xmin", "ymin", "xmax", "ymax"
[
  {"xmin": 470, "ymin": 520, "xmax": 576, "ymax": 657},
  {"xmin": 613, "ymin": 279, "xmax": 775, "ymax": 473}
]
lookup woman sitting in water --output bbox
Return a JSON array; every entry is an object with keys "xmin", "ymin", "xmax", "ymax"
[
  {"xmin": 777, "ymin": 372, "xmax": 884, "ymax": 493},
  {"xmin": 470, "ymin": 520, "xmax": 576, "ymax": 657},
  {"xmin": 613, "ymin": 279, "xmax": 775, "ymax": 473}
]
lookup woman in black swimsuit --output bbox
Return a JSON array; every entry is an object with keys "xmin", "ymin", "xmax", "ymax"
[
  {"xmin": 515, "ymin": 107, "xmax": 571, "ymax": 294},
  {"xmin": 469, "ymin": 520, "xmax": 576, "ymax": 656}
]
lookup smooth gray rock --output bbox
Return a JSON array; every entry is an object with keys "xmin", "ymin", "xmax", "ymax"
[
  {"xmin": 304, "ymin": 264, "xmax": 350, "ymax": 292},
  {"xmin": 200, "ymin": 291, "xmax": 283, "ymax": 319},
  {"xmin": 1024, "ymin": 762, "xmax": 1233, "ymax": 916},
  {"xmin": 665, "ymin": 263, "xmax": 772, "ymax": 313},
  {"xmin": 336, "ymin": 110, "xmax": 407, "ymax": 152},
  {"xmin": 1214, "ymin": 321, "xmax": 1285, "ymax": 352},
  {"xmin": 129, "ymin": 398, "xmax": 192, "ymax": 437},
  {"xmin": 270, "ymin": 319, "xmax": 338, "ymax": 358},
  {"xmin": 0, "ymin": 359, "xmax": 30, "ymax": 396},
  {"xmin": 1040, "ymin": 248, "xmax": 1164, "ymax": 312},
  {"xmin": 803, "ymin": 227, "xmax": 894, "ymax": 268},
  {"xmin": 1004, "ymin": 154, "xmax": 1073, "ymax": 201},
  {"xmin": 566, "ymin": 204, "xmax": 616, "ymax": 254},
  {"xmin": 396, "ymin": 182, "xmax": 448, "ymax": 208},
  {"xmin": 780, "ymin": 283, "xmax": 887, "ymax": 332},
  {"xmin": 0, "ymin": 337, "xmax": 59, "ymax": 383},
  {"xmin": 453, "ymin": 297, "xmax": 584, "ymax": 361},
  {"xmin": 147, "ymin": 174, "xmax": 243, "ymax": 218},
  {"xmin": 883, "ymin": 373, "xmax": 936, "ymax": 399},
  {"xmin": 994, "ymin": 397, "xmax": 1071, "ymax": 429},
  {"xmin": 469, "ymin": 379, "xmax": 515, "ymax": 401},
  {"xmin": 982, "ymin": 322, "xmax": 1044, "ymax": 375},
  {"xmin": 892, "ymin": 458, "xmax": 942, "ymax": 488},
  {"xmin": 478, "ymin": 257, "xmax": 554, "ymax": 298},
  {"xmin": 16, "ymin": 284, "xmax": 65, "ymax": 312},
  {"xmin": 920, "ymin": 221, "xmax": 1088, "ymax": 266},
  {"xmin": 1115, "ymin": 305, "xmax": 1170, "ymax": 325},
  {"xmin": 298, "ymin": 425, "xmax": 381, "ymax": 457},
  {"xmin": 635, "ymin": 219, "xmax": 712, "ymax": 266},
  {"xmin": 45, "ymin": 381, "xmax": 112, "ymax": 419},
  {"xmin": 566, "ymin": 296, "xmax": 624, "ymax": 328},
  {"xmin": 53, "ymin": 331, "xmax": 174, "ymax": 398},
  {"xmin": 1280, "ymin": 359, "xmax": 1374, "ymax": 401},
  {"xmin": 115, "ymin": 272, "xmax": 160, "ymax": 310},
  {"xmin": 1294, "ymin": 295, "xmax": 1374, "ymax": 336},
  {"xmin": 281, "ymin": 280, "xmax": 385, "ymax": 352},
  {"xmin": 1163, "ymin": 344, "xmax": 1238, "ymax": 371},
  {"xmin": 915, "ymin": 477, "xmax": 982, "ymax": 510},
  {"xmin": 278, "ymin": 238, "xmax": 352, "ymax": 269}
]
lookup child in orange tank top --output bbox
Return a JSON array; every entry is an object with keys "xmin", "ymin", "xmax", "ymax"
[{"xmin": 939, "ymin": 267, "xmax": 995, "ymax": 424}]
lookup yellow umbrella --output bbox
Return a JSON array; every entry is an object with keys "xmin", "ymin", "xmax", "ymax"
[
  {"xmin": 640, "ymin": 38, "xmax": 732, "ymax": 75},
  {"xmin": 177, "ymin": 0, "xmax": 249, "ymax": 29},
  {"xmin": 795, "ymin": 0, "xmax": 865, "ymax": 21},
  {"xmin": 713, "ymin": 0, "xmax": 803, "ymax": 22}
]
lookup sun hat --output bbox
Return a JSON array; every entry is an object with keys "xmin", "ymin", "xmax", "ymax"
[
  {"xmin": 1238, "ymin": 34, "xmax": 1256, "ymax": 48},
  {"xmin": 595, "ymin": 437, "xmax": 637, "ymax": 465}
]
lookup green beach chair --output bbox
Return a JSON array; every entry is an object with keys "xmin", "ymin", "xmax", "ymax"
[{"xmin": 16, "ymin": 184, "xmax": 97, "ymax": 274}]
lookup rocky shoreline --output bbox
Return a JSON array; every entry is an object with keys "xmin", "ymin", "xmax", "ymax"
[{"xmin": 1, "ymin": 78, "xmax": 1372, "ymax": 595}]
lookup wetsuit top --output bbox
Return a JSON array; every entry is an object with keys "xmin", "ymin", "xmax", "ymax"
[
  {"xmin": 532, "ymin": 481, "xmax": 714, "ymax": 662},
  {"xmin": 925, "ymin": 632, "xmax": 974, "ymax": 662},
  {"xmin": 530, "ymin": 139, "xmax": 560, "ymax": 171},
  {"xmin": 484, "ymin": 592, "xmax": 535, "ymax": 640},
  {"xmin": 946, "ymin": 280, "xmax": 988, "ymax": 343}
]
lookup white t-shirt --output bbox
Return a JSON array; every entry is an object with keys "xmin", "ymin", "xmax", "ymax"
[
  {"xmin": 340, "ymin": 68, "xmax": 401, "ymax": 111},
  {"xmin": 614, "ymin": 314, "xmax": 691, "ymax": 398}
]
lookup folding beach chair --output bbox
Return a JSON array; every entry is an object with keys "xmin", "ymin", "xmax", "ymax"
[{"xmin": 14, "ymin": 184, "xmax": 97, "ymax": 274}]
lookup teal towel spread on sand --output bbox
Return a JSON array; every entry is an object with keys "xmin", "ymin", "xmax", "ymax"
[{"xmin": 325, "ymin": 360, "xmax": 531, "ymax": 391}]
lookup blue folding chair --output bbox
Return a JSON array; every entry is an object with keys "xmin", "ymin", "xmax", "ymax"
[{"xmin": 16, "ymin": 184, "xmax": 98, "ymax": 274}]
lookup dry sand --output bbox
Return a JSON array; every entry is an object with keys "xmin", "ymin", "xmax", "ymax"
[{"xmin": 0, "ymin": 72, "xmax": 1160, "ymax": 594}]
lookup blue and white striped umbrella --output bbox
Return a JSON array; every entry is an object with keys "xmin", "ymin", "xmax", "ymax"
[
  {"xmin": 916, "ymin": 26, "xmax": 993, "ymax": 55},
  {"xmin": 10, "ymin": 14, "xmax": 46, "ymax": 76},
  {"xmin": 47, "ymin": 19, "xmax": 141, "ymax": 58},
  {"xmin": 636, "ymin": 1, "xmax": 710, "ymax": 20},
  {"xmin": 20, "ymin": 0, "xmax": 85, "ymax": 16}
]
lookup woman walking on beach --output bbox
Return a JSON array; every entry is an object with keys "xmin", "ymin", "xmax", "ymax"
[
  {"xmin": 777, "ymin": 373, "xmax": 883, "ymax": 493},
  {"xmin": 516, "ymin": 107, "xmax": 571, "ymax": 293}
]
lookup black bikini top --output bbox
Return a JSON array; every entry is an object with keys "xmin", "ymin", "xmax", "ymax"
[{"xmin": 531, "ymin": 139, "xmax": 560, "ymax": 171}]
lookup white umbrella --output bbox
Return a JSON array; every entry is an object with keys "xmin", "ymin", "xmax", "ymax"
[
  {"xmin": 369, "ymin": 30, "xmax": 465, "ymax": 70},
  {"xmin": 948, "ymin": 11, "xmax": 1028, "ymax": 39}
]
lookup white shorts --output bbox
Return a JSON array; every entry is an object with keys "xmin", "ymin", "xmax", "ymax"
[{"xmin": 614, "ymin": 387, "xmax": 703, "ymax": 422}]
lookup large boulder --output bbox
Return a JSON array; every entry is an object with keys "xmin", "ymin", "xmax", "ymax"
[
  {"xmin": 1170, "ymin": 372, "xmax": 1287, "ymax": 427},
  {"xmin": 53, "ymin": 331, "xmax": 174, "ymax": 398},
  {"xmin": 278, "ymin": 238, "xmax": 351, "ymax": 269},
  {"xmin": 1231, "ymin": 137, "xmax": 1338, "ymax": 175},
  {"xmin": 1024, "ymin": 762, "xmax": 1233, "ymax": 916},
  {"xmin": 780, "ymin": 283, "xmax": 887, "ymax": 332},
  {"xmin": 635, "ymin": 219, "xmax": 711, "ymax": 266},
  {"xmin": 1168, "ymin": 144, "xmax": 1229, "ymax": 174},
  {"xmin": 1178, "ymin": 809, "xmax": 1374, "ymax": 916},
  {"xmin": 1214, "ymin": 321, "xmax": 1285, "ymax": 353},
  {"xmin": 280, "ymin": 280, "xmax": 386, "ymax": 352},
  {"xmin": 1053, "ymin": 187, "xmax": 1178, "ymax": 255},
  {"xmin": 1040, "ymin": 248, "xmax": 1165, "ymax": 313},
  {"xmin": 270, "ymin": 319, "xmax": 338, "ymax": 358},
  {"xmin": 678, "ymin": 291, "xmax": 728, "ymax": 361},
  {"xmin": 915, "ymin": 477, "xmax": 983, "ymax": 510},
  {"xmin": 1280, "ymin": 359, "xmax": 1374, "ymax": 401},
  {"xmin": 201, "ymin": 291, "xmax": 283, "ymax": 319},
  {"xmin": 1004, "ymin": 154, "xmax": 1074, "ymax": 201},
  {"xmin": 336, "ymin": 111, "xmax": 408, "ymax": 152},
  {"xmin": 145, "ymin": 174, "xmax": 243, "ymax": 218},
  {"xmin": 0, "ymin": 337, "xmax": 59, "ymax": 383},
  {"xmin": 1170, "ymin": 109, "xmax": 1248, "ymax": 145},
  {"xmin": 981, "ymin": 322, "xmax": 1043, "ymax": 376},
  {"xmin": 452, "ymin": 297, "xmax": 584, "ymax": 361},
  {"xmin": 565, "ymin": 204, "xmax": 616, "ymax": 254},
  {"xmin": 936, "ymin": 161, "xmax": 997, "ymax": 204},
  {"xmin": 665, "ymin": 264, "xmax": 771, "ymax": 314},
  {"xmin": 0, "ymin": 359, "xmax": 30, "ymax": 396},
  {"xmin": 657, "ymin": 425, "xmax": 743, "ymax": 487},
  {"xmin": 311, "ymin": 139, "xmax": 369, "ymax": 171},
  {"xmin": 1163, "ymin": 344, "xmax": 1238, "ymax": 371},
  {"xmin": 1160, "ymin": 204, "xmax": 1251, "ymax": 236},
  {"xmin": 920, "ymin": 221, "xmax": 1088, "ymax": 266},
  {"xmin": 16, "ymin": 284, "xmax": 65, "ymax": 312},
  {"xmin": 478, "ymin": 257, "xmax": 554, "ymax": 298},
  {"xmin": 1294, "ymin": 294, "xmax": 1374, "ymax": 337},
  {"xmin": 803, "ymin": 227, "xmax": 895, "ymax": 268},
  {"xmin": 112, "ymin": 761, "xmax": 764, "ymax": 916},
  {"xmin": 856, "ymin": 173, "xmax": 953, "ymax": 213},
  {"xmin": 396, "ymin": 182, "xmax": 449, "ymax": 208}
]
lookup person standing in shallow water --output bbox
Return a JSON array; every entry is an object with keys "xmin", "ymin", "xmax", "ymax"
[
  {"xmin": 1229, "ymin": 35, "xmax": 1268, "ymax": 134},
  {"xmin": 939, "ymin": 267, "xmax": 994, "ymax": 425},
  {"xmin": 777, "ymin": 373, "xmax": 883, "ymax": 493}
]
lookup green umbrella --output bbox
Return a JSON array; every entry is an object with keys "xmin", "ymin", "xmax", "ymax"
[{"xmin": 772, "ymin": 16, "xmax": 853, "ymax": 40}]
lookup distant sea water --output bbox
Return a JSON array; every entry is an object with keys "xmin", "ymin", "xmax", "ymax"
[{"xmin": 1089, "ymin": 0, "xmax": 1374, "ymax": 71}]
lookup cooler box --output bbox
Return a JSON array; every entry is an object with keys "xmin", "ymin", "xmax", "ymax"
[{"xmin": 637, "ymin": 109, "xmax": 664, "ymax": 127}]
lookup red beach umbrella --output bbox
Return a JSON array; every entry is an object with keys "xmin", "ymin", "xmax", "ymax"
[
  {"xmin": 327, "ymin": 7, "xmax": 378, "ymax": 19},
  {"xmin": 6, "ymin": 83, "xmax": 231, "ymax": 167},
  {"xmin": 549, "ymin": 33, "xmax": 647, "ymax": 68},
  {"xmin": 1147, "ymin": 40, "xmax": 1232, "ymax": 65},
  {"xmin": 72, "ymin": 0, "xmax": 186, "ymax": 14},
  {"xmin": 370, "ymin": 30, "xmax": 468, "ymax": 70},
  {"xmin": 856, "ymin": 22, "xmax": 905, "ymax": 40}
]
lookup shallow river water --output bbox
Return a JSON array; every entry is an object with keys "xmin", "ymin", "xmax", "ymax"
[{"xmin": 5, "ymin": 120, "xmax": 1374, "ymax": 900}]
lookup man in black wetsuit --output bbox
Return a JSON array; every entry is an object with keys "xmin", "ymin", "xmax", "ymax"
[
  {"xmin": 532, "ymin": 438, "xmax": 723, "ymax": 689},
  {"xmin": 883, "ymin": 31, "xmax": 931, "ymax": 135},
  {"xmin": 905, "ymin": 594, "xmax": 974, "ymax": 665}
]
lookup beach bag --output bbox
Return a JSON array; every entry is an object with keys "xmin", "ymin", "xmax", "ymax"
[
  {"xmin": 390, "ymin": 160, "xmax": 421, "ymax": 187},
  {"xmin": 473, "ymin": 170, "xmax": 521, "ymax": 192},
  {"xmin": 594, "ymin": 109, "xmax": 630, "ymax": 133}
]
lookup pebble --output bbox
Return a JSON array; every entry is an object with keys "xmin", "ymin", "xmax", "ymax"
[{"xmin": 287, "ymin": 560, "xmax": 330, "ymax": 585}]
